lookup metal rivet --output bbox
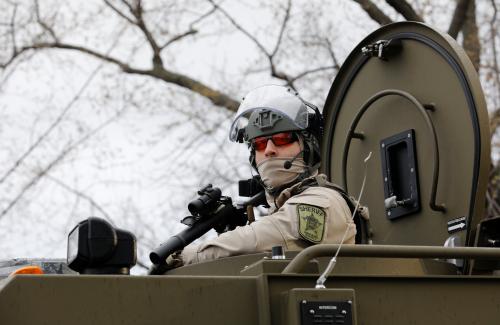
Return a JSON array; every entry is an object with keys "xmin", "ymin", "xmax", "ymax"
[
  {"xmin": 410, "ymin": 168, "xmax": 414, "ymax": 173},
  {"xmin": 348, "ymin": 300, "xmax": 352, "ymax": 304},
  {"xmin": 408, "ymin": 134, "xmax": 411, "ymax": 138},
  {"xmin": 342, "ymin": 310, "xmax": 347, "ymax": 315},
  {"xmin": 309, "ymin": 309, "xmax": 315, "ymax": 315},
  {"xmin": 384, "ymin": 177, "xmax": 387, "ymax": 182},
  {"xmin": 381, "ymin": 143, "xmax": 385, "ymax": 148},
  {"xmin": 302, "ymin": 300, "xmax": 307, "ymax": 304},
  {"xmin": 388, "ymin": 211, "xmax": 391, "ymax": 216}
]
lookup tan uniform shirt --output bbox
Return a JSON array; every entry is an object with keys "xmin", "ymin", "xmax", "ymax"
[{"xmin": 181, "ymin": 186, "xmax": 356, "ymax": 265}]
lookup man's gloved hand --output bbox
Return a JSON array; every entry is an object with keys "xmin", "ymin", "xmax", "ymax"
[
  {"xmin": 214, "ymin": 205, "xmax": 248, "ymax": 235},
  {"xmin": 165, "ymin": 252, "xmax": 184, "ymax": 268},
  {"xmin": 148, "ymin": 251, "xmax": 184, "ymax": 275}
]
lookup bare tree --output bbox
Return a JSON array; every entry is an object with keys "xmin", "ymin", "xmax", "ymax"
[{"xmin": 0, "ymin": 0, "xmax": 499, "ymax": 270}]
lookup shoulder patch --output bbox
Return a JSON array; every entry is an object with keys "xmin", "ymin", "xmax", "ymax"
[{"xmin": 297, "ymin": 204, "xmax": 325, "ymax": 243}]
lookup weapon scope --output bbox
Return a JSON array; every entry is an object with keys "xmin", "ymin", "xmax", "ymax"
[{"xmin": 188, "ymin": 184, "xmax": 221, "ymax": 215}]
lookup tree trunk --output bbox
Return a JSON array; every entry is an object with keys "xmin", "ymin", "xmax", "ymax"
[{"xmin": 462, "ymin": 0, "xmax": 480, "ymax": 72}]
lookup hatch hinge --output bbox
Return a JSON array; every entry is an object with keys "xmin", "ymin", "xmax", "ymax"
[{"xmin": 361, "ymin": 39, "xmax": 401, "ymax": 60}]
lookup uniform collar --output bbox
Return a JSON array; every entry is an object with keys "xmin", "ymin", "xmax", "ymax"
[{"xmin": 265, "ymin": 171, "xmax": 320, "ymax": 211}]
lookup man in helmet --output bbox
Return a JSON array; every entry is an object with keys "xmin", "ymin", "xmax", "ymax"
[{"xmin": 178, "ymin": 85, "xmax": 356, "ymax": 265}]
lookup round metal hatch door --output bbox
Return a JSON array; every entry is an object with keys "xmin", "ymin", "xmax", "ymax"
[{"xmin": 322, "ymin": 22, "xmax": 490, "ymax": 246}]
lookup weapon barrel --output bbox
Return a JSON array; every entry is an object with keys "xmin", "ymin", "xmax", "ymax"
[{"xmin": 149, "ymin": 203, "xmax": 234, "ymax": 265}]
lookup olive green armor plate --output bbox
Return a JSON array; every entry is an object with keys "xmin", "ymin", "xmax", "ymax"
[{"xmin": 321, "ymin": 22, "xmax": 490, "ymax": 247}]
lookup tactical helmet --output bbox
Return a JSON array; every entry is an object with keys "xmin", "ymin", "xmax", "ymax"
[{"xmin": 229, "ymin": 85, "xmax": 323, "ymax": 171}]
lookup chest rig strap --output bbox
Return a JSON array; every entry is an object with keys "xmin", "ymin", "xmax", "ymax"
[{"xmin": 275, "ymin": 174, "xmax": 371, "ymax": 244}]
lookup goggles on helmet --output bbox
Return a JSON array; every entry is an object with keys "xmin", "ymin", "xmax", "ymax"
[{"xmin": 250, "ymin": 132, "xmax": 297, "ymax": 151}]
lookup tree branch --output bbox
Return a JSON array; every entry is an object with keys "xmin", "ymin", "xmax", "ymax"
[
  {"xmin": 188, "ymin": 6, "xmax": 217, "ymax": 30},
  {"xmin": 486, "ymin": 188, "xmax": 500, "ymax": 217},
  {"xmin": 352, "ymin": 0, "xmax": 393, "ymax": 25},
  {"xmin": 207, "ymin": 0, "xmax": 269, "ymax": 56},
  {"xmin": 34, "ymin": 0, "xmax": 58, "ymax": 41},
  {"xmin": 324, "ymin": 38, "xmax": 341, "ymax": 70},
  {"xmin": 489, "ymin": 0, "xmax": 500, "ymax": 99},
  {"xmin": 0, "ymin": 106, "xmax": 123, "ymax": 220},
  {"xmin": 9, "ymin": 3, "xmax": 18, "ymax": 56},
  {"xmin": 1, "ymin": 41, "xmax": 240, "ymax": 111},
  {"xmin": 486, "ymin": 163, "xmax": 500, "ymax": 218},
  {"xmin": 160, "ymin": 29, "xmax": 198, "ymax": 50},
  {"xmin": 461, "ymin": 0, "xmax": 480, "ymax": 71},
  {"xmin": 270, "ymin": 0, "xmax": 291, "ymax": 57},
  {"xmin": 0, "ymin": 56, "xmax": 104, "ymax": 185},
  {"xmin": 127, "ymin": 0, "xmax": 163, "ymax": 66},
  {"xmin": 385, "ymin": 0, "xmax": 423, "ymax": 22},
  {"xmin": 119, "ymin": 0, "xmax": 136, "ymax": 16},
  {"xmin": 103, "ymin": 0, "xmax": 137, "ymax": 25},
  {"xmin": 490, "ymin": 107, "xmax": 500, "ymax": 142},
  {"xmin": 208, "ymin": 0, "xmax": 295, "ymax": 86},
  {"xmin": 0, "ymin": 41, "xmax": 130, "ymax": 70},
  {"xmin": 448, "ymin": 0, "xmax": 470, "ymax": 39},
  {"xmin": 150, "ymin": 66, "xmax": 239, "ymax": 111},
  {"xmin": 45, "ymin": 174, "xmax": 116, "ymax": 226},
  {"xmin": 105, "ymin": 0, "xmax": 163, "ymax": 66},
  {"xmin": 290, "ymin": 65, "xmax": 337, "ymax": 83},
  {"xmin": 159, "ymin": 6, "xmax": 220, "ymax": 50},
  {"xmin": 135, "ymin": 260, "xmax": 150, "ymax": 271},
  {"xmin": 271, "ymin": 69, "xmax": 294, "ymax": 87},
  {"xmin": 0, "ymin": 143, "xmax": 71, "ymax": 219}
]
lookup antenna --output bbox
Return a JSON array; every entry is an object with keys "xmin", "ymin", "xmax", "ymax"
[{"xmin": 315, "ymin": 151, "xmax": 372, "ymax": 289}]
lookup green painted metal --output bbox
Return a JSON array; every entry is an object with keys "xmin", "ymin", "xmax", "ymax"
[{"xmin": 322, "ymin": 22, "xmax": 490, "ymax": 247}]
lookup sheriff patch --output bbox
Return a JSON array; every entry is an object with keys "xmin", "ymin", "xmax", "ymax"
[{"xmin": 297, "ymin": 204, "xmax": 325, "ymax": 243}]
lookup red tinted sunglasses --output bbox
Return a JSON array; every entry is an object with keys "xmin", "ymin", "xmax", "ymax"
[{"xmin": 251, "ymin": 132, "xmax": 297, "ymax": 151}]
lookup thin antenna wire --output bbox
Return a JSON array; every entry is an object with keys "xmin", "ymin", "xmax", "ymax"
[{"xmin": 315, "ymin": 151, "xmax": 372, "ymax": 289}]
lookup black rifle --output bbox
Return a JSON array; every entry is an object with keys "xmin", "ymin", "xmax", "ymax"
[{"xmin": 149, "ymin": 184, "xmax": 265, "ymax": 270}]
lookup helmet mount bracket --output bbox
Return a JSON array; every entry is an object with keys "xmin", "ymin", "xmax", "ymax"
[{"xmin": 253, "ymin": 110, "xmax": 283, "ymax": 130}]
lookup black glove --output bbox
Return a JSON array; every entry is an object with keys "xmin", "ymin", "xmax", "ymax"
[{"xmin": 214, "ymin": 205, "xmax": 248, "ymax": 235}]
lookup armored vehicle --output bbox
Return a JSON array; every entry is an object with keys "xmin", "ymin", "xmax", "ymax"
[{"xmin": 1, "ymin": 22, "xmax": 500, "ymax": 325}]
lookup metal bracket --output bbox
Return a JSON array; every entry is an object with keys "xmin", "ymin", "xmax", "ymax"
[
  {"xmin": 361, "ymin": 39, "xmax": 402, "ymax": 60},
  {"xmin": 253, "ymin": 110, "xmax": 283, "ymax": 130}
]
